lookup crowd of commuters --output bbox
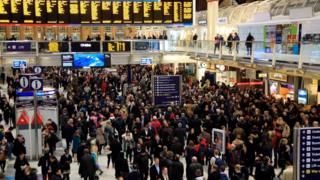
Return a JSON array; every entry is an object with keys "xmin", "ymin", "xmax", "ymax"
[{"xmin": 0, "ymin": 64, "xmax": 318, "ymax": 180}]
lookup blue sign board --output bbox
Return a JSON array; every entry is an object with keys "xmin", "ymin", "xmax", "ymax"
[
  {"xmin": 12, "ymin": 60, "xmax": 27, "ymax": 69},
  {"xmin": 298, "ymin": 89, "xmax": 308, "ymax": 105},
  {"xmin": 298, "ymin": 128, "xmax": 320, "ymax": 180},
  {"xmin": 153, "ymin": 75, "xmax": 181, "ymax": 106},
  {"xmin": 6, "ymin": 42, "xmax": 31, "ymax": 52},
  {"xmin": 140, "ymin": 58, "xmax": 152, "ymax": 65}
]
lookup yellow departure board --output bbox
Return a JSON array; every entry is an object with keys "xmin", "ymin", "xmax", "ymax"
[
  {"xmin": 173, "ymin": 1, "xmax": 183, "ymax": 23},
  {"xmin": 80, "ymin": 0, "xmax": 90, "ymax": 23},
  {"xmin": 35, "ymin": 0, "xmax": 46, "ymax": 23},
  {"xmin": 123, "ymin": 2, "xmax": 132, "ymax": 24},
  {"xmin": 23, "ymin": 0, "xmax": 34, "ymax": 23},
  {"xmin": 58, "ymin": 0, "xmax": 69, "ymax": 23},
  {"xmin": 153, "ymin": 2, "xmax": 162, "ymax": 24},
  {"xmin": 163, "ymin": 1, "xmax": 173, "ymax": 24},
  {"xmin": 112, "ymin": 2, "xmax": 122, "ymax": 24},
  {"xmin": 101, "ymin": 1, "xmax": 112, "ymax": 23},
  {"xmin": 91, "ymin": 1, "xmax": 101, "ymax": 23},
  {"xmin": 133, "ymin": 2, "xmax": 143, "ymax": 24},
  {"xmin": 0, "ymin": 0, "xmax": 10, "ymax": 23},
  {"xmin": 143, "ymin": 2, "xmax": 153, "ymax": 24},
  {"xmin": 183, "ymin": 1, "xmax": 193, "ymax": 23},
  {"xmin": 70, "ymin": 0, "xmax": 80, "ymax": 23},
  {"xmin": 104, "ymin": 41, "xmax": 131, "ymax": 52},
  {"xmin": 10, "ymin": 0, "xmax": 23, "ymax": 23}
]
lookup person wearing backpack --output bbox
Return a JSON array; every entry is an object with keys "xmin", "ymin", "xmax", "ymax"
[{"xmin": 254, "ymin": 156, "xmax": 275, "ymax": 180}]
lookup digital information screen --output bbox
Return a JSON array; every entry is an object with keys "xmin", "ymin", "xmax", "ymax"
[
  {"xmin": 112, "ymin": 2, "xmax": 122, "ymax": 24},
  {"xmin": 122, "ymin": 2, "xmax": 132, "ymax": 24},
  {"xmin": 163, "ymin": 1, "xmax": 173, "ymax": 24},
  {"xmin": 10, "ymin": 0, "xmax": 23, "ymax": 23},
  {"xmin": 133, "ymin": 2, "xmax": 143, "ymax": 24},
  {"xmin": 103, "ymin": 41, "xmax": 131, "ymax": 52},
  {"xmin": 71, "ymin": 42, "xmax": 101, "ymax": 52},
  {"xmin": 101, "ymin": 1, "xmax": 112, "ymax": 24},
  {"xmin": 58, "ymin": 0, "xmax": 69, "ymax": 23},
  {"xmin": 91, "ymin": 0, "xmax": 101, "ymax": 24},
  {"xmin": 35, "ymin": 0, "xmax": 46, "ymax": 23},
  {"xmin": 0, "ymin": 0, "xmax": 10, "ymax": 23},
  {"xmin": 153, "ymin": 75, "xmax": 182, "ymax": 106},
  {"xmin": 3, "ymin": 0, "xmax": 193, "ymax": 25},
  {"xmin": 143, "ymin": 2, "xmax": 153, "ymax": 24},
  {"xmin": 61, "ymin": 54, "xmax": 74, "ymax": 67},
  {"xmin": 153, "ymin": 2, "xmax": 162, "ymax": 24},
  {"xmin": 69, "ymin": 0, "xmax": 80, "ymax": 24},
  {"xmin": 46, "ymin": 0, "xmax": 58, "ymax": 23},
  {"xmin": 173, "ymin": 1, "xmax": 183, "ymax": 23},
  {"xmin": 23, "ymin": 0, "xmax": 35, "ymax": 23},
  {"xmin": 183, "ymin": 0, "xmax": 193, "ymax": 24},
  {"xmin": 80, "ymin": 0, "xmax": 91, "ymax": 24},
  {"xmin": 295, "ymin": 128, "xmax": 320, "ymax": 180}
]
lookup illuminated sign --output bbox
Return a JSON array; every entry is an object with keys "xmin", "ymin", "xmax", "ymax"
[
  {"xmin": 23, "ymin": 0, "xmax": 35, "ymax": 23},
  {"xmin": 112, "ymin": 2, "xmax": 122, "ymax": 24},
  {"xmin": 35, "ymin": 0, "xmax": 46, "ymax": 23},
  {"xmin": 91, "ymin": 1, "xmax": 101, "ymax": 24},
  {"xmin": 153, "ymin": 2, "xmax": 162, "ymax": 24},
  {"xmin": 47, "ymin": 0, "xmax": 58, "ymax": 23},
  {"xmin": 183, "ymin": 0, "xmax": 193, "ymax": 24},
  {"xmin": 80, "ymin": 0, "xmax": 91, "ymax": 24},
  {"xmin": 71, "ymin": 42, "xmax": 100, "ymax": 52},
  {"xmin": 173, "ymin": 1, "xmax": 183, "ymax": 23},
  {"xmin": 163, "ymin": 1, "xmax": 173, "ymax": 24},
  {"xmin": 69, "ymin": 0, "xmax": 80, "ymax": 24},
  {"xmin": 133, "ymin": 2, "xmax": 143, "ymax": 24},
  {"xmin": 58, "ymin": 0, "xmax": 69, "ymax": 23},
  {"xmin": 143, "ymin": 2, "xmax": 153, "ymax": 24},
  {"xmin": 123, "ymin": 2, "xmax": 132, "ymax": 24},
  {"xmin": 101, "ymin": 1, "xmax": 112, "ymax": 24},
  {"xmin": 0, "ymin": 0, "xmax": 10, "ymax": 23},
  {"xmin": 103, "ymin": 41, "xmax": 131, "ymax": 52}
]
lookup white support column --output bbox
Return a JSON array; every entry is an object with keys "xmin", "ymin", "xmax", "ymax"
[{"xmin": 207, "ymin": 0, "xmax": 219, "ymax": 41}]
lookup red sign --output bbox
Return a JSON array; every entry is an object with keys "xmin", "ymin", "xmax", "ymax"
[
  {"xmin": 32, "ymin": 111, "xmax": 43, "ymax": 125},
  {"xmin": 16, "ymin": 110, "xmax": 30, "ymax": 126}
]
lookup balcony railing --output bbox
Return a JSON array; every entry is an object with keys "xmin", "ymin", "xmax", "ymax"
[{"xmin": 0, "ymin": 40, "xmax": 320, "ymax": 67}]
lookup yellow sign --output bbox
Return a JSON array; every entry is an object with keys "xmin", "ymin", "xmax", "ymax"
[
  {"xmin": 269, "ymin": 73, "xmax": 287, "ymax": 82},
  {"xmin": 48, "ymin": 42, "xmax": 59, "ymax": 52}
]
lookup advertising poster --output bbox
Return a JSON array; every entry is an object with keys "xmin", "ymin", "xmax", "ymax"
[{"xmin": 212, "ymin": 128, "xmax": 226, "ymax": 154}]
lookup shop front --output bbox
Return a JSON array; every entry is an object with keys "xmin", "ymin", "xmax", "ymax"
[{"xmin": 268, "ymin": 72, "xmax": 295, "ymax": 100}]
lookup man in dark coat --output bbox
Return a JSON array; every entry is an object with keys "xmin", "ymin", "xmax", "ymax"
[
  {"xmin": 79, "ymin": 149, "xmax": 96, "ymax": 180},
  {"xmin": 150, "ymin": 157, "xmax": 161, "ymax": 180},
  {"xmin": 12, "ymin": 134, "xmax": 26, "ymax": 157},
  {"xmin": 170, "ymin": 155, "xmax": 184, "ymax": 180},
  {"xmin": 187, "ymin": 157, "xmax": 203, "ymax": 180}
]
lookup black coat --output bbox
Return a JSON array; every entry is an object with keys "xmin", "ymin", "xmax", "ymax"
[
  {"xmin": 187, "ymin": 162, "xmax": 203, "ymax": 180},
  {"xmin": 12, "ymin": 139, "xmax": 26, "ymax": 157},
  {"xmin": 170, "ymin": 160, "xmax": 184, "ymax": 180},
  {"xmin": 79, "ymin": 153, "xmax": 96, "ymax": 178},
  {"xmin": 38, "ymin": 153, "xmax": 50, "ymax": 174},
  {"xmin": 115, "ymin": 157, "xmax": 129, "ymax": 178},
  {"xmin": 14, "ymin": 157, "xmax": 29, "ymax": 180},
  {"xmin": 150, "ymin": 165, "xmax": 161, "ymax": 180},
  {"xmin": 60, "ymin": 154, "xmax": 72, "ymax": 171}
]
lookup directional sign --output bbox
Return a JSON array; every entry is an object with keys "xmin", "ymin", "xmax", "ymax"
[
  {"xmin": 30, "ymin": 79, "xmax": 43, "ymax": 91},
  {"xmin": 19, "ymin": 76, "xmax": 29, "ymax": 89},
  {"xmin": 33, "ymin": 66, "xmax": 42, "ymax": 74}
]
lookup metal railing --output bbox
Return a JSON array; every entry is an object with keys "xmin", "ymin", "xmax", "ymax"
[{"xmin": 0, "ymin": 40, "xmax": 320, "ymax": 67}]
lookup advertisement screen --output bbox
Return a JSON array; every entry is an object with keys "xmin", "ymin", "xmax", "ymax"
[
  {"xmin": 61, "ymin": 54, "xmax": 74, "ymax": 67},
  {"xmin": 298, "ymin": 89, "xmax": 308, "ymax": 105},
  {"xmin": 12, "ymin": 60, "xmax": 28, "ymax": 69},
  {"xmin": 74, "ymin": 54, "xmax": 105, "ymax": 68}
]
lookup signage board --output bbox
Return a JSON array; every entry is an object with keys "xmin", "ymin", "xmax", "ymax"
[
  {"xmin": 140, "ymin": 58, "xmax": 152, "ymax": 65},
  {"xmin": 103, "ymin": 41, "xmax": 131, "ymax": 52},
  {"xmin": 71, "ymin": 42, "xmax": 100, "ymax": 52},
  {"xmin": 153, "ymin": 75, "xmax": 182, "ymax": 106},
  {"xmin": 6, "ymin": 42, "xmax": 32, "ymax": 52},
  {"xmin": 294, "ymin": 128, "xmax": 320, "ymax": 180},
  {"xmin": 13, "ymin": 60, "xmax": 28, "ymax": 69},
  {"xmin": 298, "ymin": 89, "xmax": 308, "ymax": 105},
  {"xmin": 269, "ymin": 72, "xmax": 288, "ymax": 82}
]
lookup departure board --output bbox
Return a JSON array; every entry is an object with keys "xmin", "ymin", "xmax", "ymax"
[
  {"xmin": 35, "ymin": 0, "xmax": 46, "ymax": 23},
  {"xmin": 153, "ymin": 2, "xmax": 163, "ymax": 24},
  {"xmin": 80, "ymin": 0, "xmax": 91, "ymax": 23},
  {"xmin": 133, "ymin": 2, "xmax": 143, "ymax": 24},
  {"xmin": 183, "ymin": 0, "xmax": 193, "ymax": 24},
  {"xmin": 101, "ymin": 1, "xmax": 112, "ymax": 24},
  {"xmin": 163, "ymin": 1, "xmax": 173, "ymax": 24},
  {"xmin": 69, "ymin": 0, "xmax": 80, "ymax": 24},
  {"xmin": 122, "ymin": 2, "xmax": 132, "ymax": 24},
  {"xmin": 0, "ymin": 0, "xmax": 10, "ymax": 23},
  {"xmin": 23, "ymin": 0, "xmax": 35, "ymax": 23},
  {"xmin": 112, "ymin": 2, "xmax": 122, "ymax": 24},
  {"xmin": 143, "ymin": 2, "xmax": 153, "ymax": 24},
  {"xmin": 58, "ymin": 0, "xmax": 69, "ymax": 23},
  {"xmin": 10, "ymin": 0, "xmax": 23, "ymax": 23},
  {"xmin": 46, "ymin": 0, "xmax": 58, "ymax": 23},
  {"xmin": 173, "ymin": 1, "xmax": 183, "ymax": 23},
  {"xmin": 103, "ymin": 41, "xmax": 131, "ymax": 52},
  {"xmin": 91, "ymin": 1, "xmax": 101, "ymax": 24}
]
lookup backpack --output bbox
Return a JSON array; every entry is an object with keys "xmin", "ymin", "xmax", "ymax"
[{"xmin": 215, "ymin": 157, "xmax": 225, "ymax": 167}]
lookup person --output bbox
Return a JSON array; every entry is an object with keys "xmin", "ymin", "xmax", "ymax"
[
  {"xmin": 170, "ymin": 154, "xmax": 184, "ymax": 180},
  {"xmin": 4, "ymin": 127, "xmax": 14, "ymax": 160},
  {"xmin": 214, "ymin": 34, "xmax": 221, "ymax": 55},
  {"xmin": 0, "ymin": 140, "xmax": 8, "ymax": 173},
  {"xmin": 72, "ymin": 130, "xmax": 81, "ymax": 162},
  {"xmin": 245, "ymin": 33, "xmax": 254, "ymax": 55},
  {"xmin": 105, "ymin": 34, "xmax": 111, "ymax": 41},
  {"xmin": 86, "ymin": 36, "xmax": 92, "ymax": 41},
  {"xmin": 150, "ymin": 157, "xmax": 161, "ymax": 180},
  {"xmin": 96, "ymin": 125, "xmax": 106, "ymax": 155},
  {"xmin": 254, "ymin": 156, "xmax": 275, "ymax": 180},
  {"xmin": 96, "ymin": 35, "xmax": 101, "ymax": 41},
  {"xmin": 159, "ymin": 167, "xmax": 170, "ymax": 180},
  {"xmin": 282, "ymin": 161, "xmax": 293, "ymax": 180},
  {"xmin": 227, "ymin": 33, "xmax": 233, "ymax": 54},
  {"xmin": 9, "ymin": 35, "xmax": 16, "ymax": 41},
  {"xmin": 114, "ymin": 152, "xmax": 129, "ymax": 178},
  {"xmin": 187, "ymin": 157, "xmax": 203, "ymax": 180},
  {"xmin": 122, "ymin": 129, "xmax": 134, "ymax": 162},
  {"xmin": 79, "ymin": 148, "xmax": 96, "ymax": 180},
  {"xmin": 208, "ymin": 164, "xmax": 220, "ymax": 180},
  {"xmin": 48, "ymin": 155, "xmax": 61, "ymax": 179},
  {"xmin": 60, "ymin": 149, "xmax": 72, "ymax": 180},
  {"xmin": 38, "ymin": 149, "xmax": 50, "ymax": 180},
  {"xmin": 193, "ymin": 34, "xmax": 198, "ymax": 41},
  {"xmin": 234, "ymin": 33, "xmax": 240, "ymax": 54},
  {"xmin": 14, "ymin": 153, "xmax": 29, "ymax": 180},
  {"xmin": 12, "ymin": 134, "xmax": 26, "ymax": 157}
]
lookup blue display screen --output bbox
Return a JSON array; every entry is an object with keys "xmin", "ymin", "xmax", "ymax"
[
  {"xmin": 73, "ymin": 54, "xmax": 105, "ymax": 68},
  {"xmin": 12, "ymin": 60, "xmax": 27, "ymax": 69}
]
